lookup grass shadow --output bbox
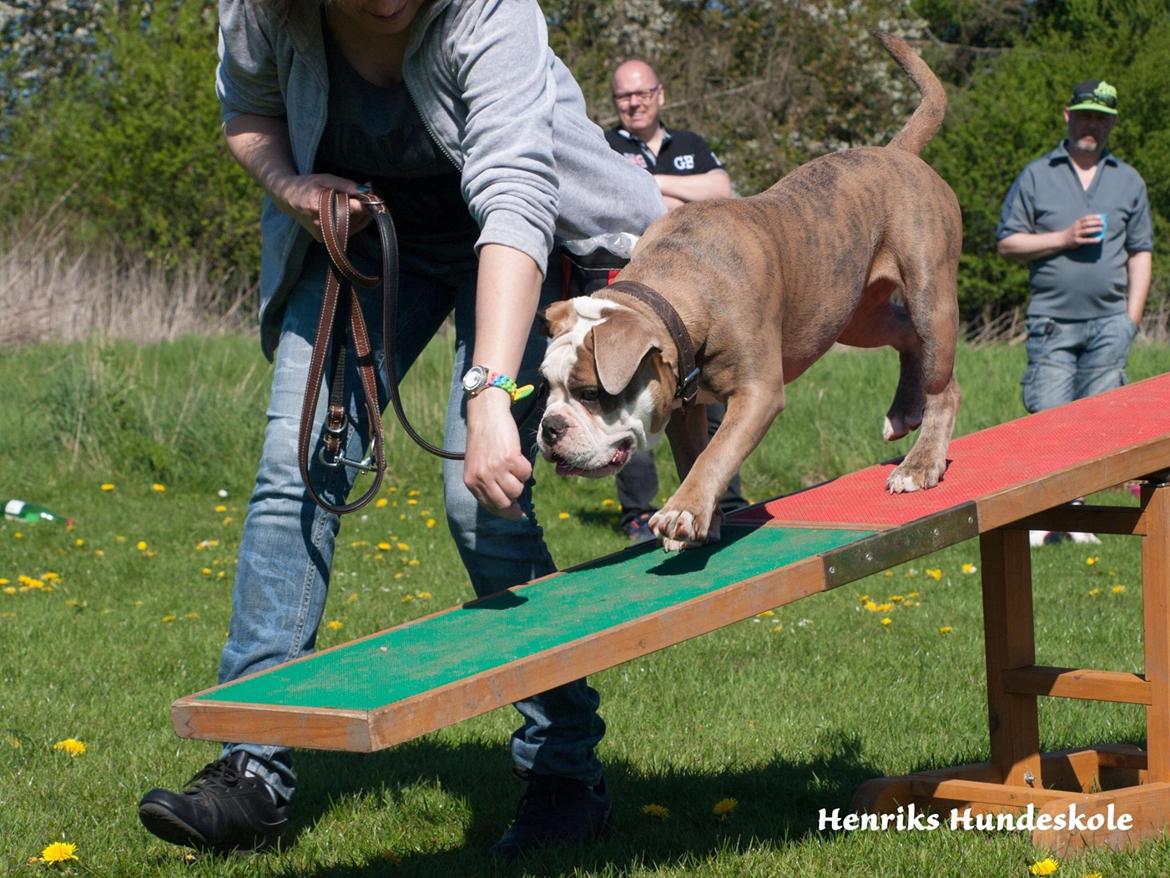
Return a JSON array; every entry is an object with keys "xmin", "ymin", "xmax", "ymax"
[{"xmin": 273, "ymin": 730, "xmax": 886, "ymax": 877}]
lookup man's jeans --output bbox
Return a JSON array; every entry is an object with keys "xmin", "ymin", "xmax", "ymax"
[
  {"xmin": 217, "ymin": 245, "xmax": 604, "ymax": 801},
  {"xmin": 1021, "ymin": 312, "xmax": 1138, "ymax": 414}
]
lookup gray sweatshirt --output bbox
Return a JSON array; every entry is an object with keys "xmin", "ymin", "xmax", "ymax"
[{"xmin": 217, "ymin": 0, "xmax": 665, "ymax": 357}]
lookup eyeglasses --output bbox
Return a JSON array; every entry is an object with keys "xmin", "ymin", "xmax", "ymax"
[
  {"xmin": 613, "ymin": 85, "xmax": 661, "ymax": 106},
  {"xmin": 1071, "ymin": 90, "xmax": 1117, "ymax": 109}
]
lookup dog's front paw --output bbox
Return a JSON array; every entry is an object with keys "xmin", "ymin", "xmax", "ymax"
[{"xmin": 649, "ymin": 502, "xmax": 719, "ymax": 552}]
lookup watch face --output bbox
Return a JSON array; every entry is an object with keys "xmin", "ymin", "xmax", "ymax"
[{"xmin": 462, "ymin": 365, "xmax": 488, "ymax": 393}]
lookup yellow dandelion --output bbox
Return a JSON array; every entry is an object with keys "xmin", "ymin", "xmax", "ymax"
[
  {"xmin": 94, "ymin": 549, "xmax": 104, "ymax": 558},
  {"xmin": 426, "ymin": 518, "xmax": 437, "ymax": 528},
  {"xmin": 924, "ymin": 568, "xmax": 942, "ymax": 581},
  {"xmin": 8, "ymin": 735, "xmax": 19, "ymax": 748},
  {"xmin": 938, "ymin": 626, "xmax": 953, "ymax": 635},
  {"xmin": 214, "ymin": 504, "xmax": 227, "ymax": 513},
  {"xmin": 152, "ymin": 483, "xmax": 166, "ymax": 493},
  {"xmin": 857, "ymin": 594, "xmax": 869, "ymax": 603},
  {"xmin": 905, "ymin": 568, "xmax": 919, "ymax": 577},
  {"xmin": 407, "ymin": 489, "xmax": 420, "ymax": 497},
  {"xmin": 641, "ymin": 803, "xmax": 670, "ymax": 819},
  {"xmin": 65, "ymin": 599, "xmax": 81, "ymax": 608},
  {"xmin": 100, "ymin": 483, "xmax": 115, "ymax": 492},
  {"xmin": 406, "ymin": 498, "xmax": 418, "ymax": 506},
  {"xmin": 184, "ymin": 612, "xmax": 200, "ymax": 621},
  {"xmin": 712, "ymin": 797, "xmax": 738, "ymax": 816},
  {"xmin": 397, "ymin": 542, "xmax": 410, "ymax": 551},
  {"xmin": 889, "ymin": 594, "xmax": 904, "ymax": 603},
  {"xmin": 136, "ymin": 540, "xmax": 148, "ymax": 552},
  {"xmin": 13, "ymin": 531, "xmax": 23, "ymax": 539},
  {"xmin": 216, "ymin": 571, "xmax": 226, "ymax": 579},
  {"xmin": 1028, "ymin": 857, "xmax": 1059, "ymax": 876},
  {"xmin": 377, "ymin": 541, "xmax": 392, "ymax": 551},
  {"xmin": 419, "ymin": 509, "xmax": 432, "ymax": 517},
  {"xmin": 602, "ymin": 498, "xmax": 615, "ymax": 508},
  {"xmin": 376, "ymin": 497, "xmax": 388, "ymax": 508},
  {"xmin": 2, "ymin": 587, "xmax": 14, "ymax": 595},
  {"xmin": 74, "ymin": 538, "xmax": 85, "ymax": 547},
  {"xmin": 408, "ymin": 559, "xmax": 420, "ymax": 567},
  {"xmin": 883, "ymin": 570, "xmax": 894, "ymax": 577},
  {"xmin": 1088, "ymin": 587, "xmax": 1102, "ymax": 596},
  {"xmin": 961, "ymin": 562, "xmax": 977, "ymax": 574},
  {"xmin": 42, "ymin": 572, "xmax": 60, "ymax": 581},
  {"xmin": 222, "ymin": 517, "xmax": 233, "ymax": 525},
  {"xmin": 39, "ymin": 842, "xmax": 78, "ymax": 865},
  {"xmin": 0, "ymin": 611, "xmax": 14, "ymax": 619},
  {"xmin": 1112, "ymin": 585, "xmax": 1127, "ymax": 594},
  {"xmin": 351, "ymin": 540, "xmax": 369, "ymax": 548},
  {"xmin": 388, "ymin": 485, "xmax": 398, "ymax": 493},
  {"xmin": 346, "ymin": 593, "xmax": 359, "ymax": 604},
  {"xmin": 0, "ymin": 578, "xmax": 7, "ymax": 585},
  {"xmin": 416, "ymin": 591, "xmax": 432, "ymax": 600},
  {"xmin": 907, "ymin": 591, "xmax": 919, "ymax": 599},
  {"xmin": 162, "ymin": 613, "xmax": 177, "ymax": 623},
  {"xmin": 881, "ymin": 617, "xmax": 892, "ymax": 626},
  {"xmin": 115, "ymin": 535, "xmax": 127, "ymax": 543},
  {"xmin": 401, "ymin": 593, "xmax": 415, "ymax": 602},
  {"xmin": 756, "ymin": 610, "xmax": 775, "ymax": 618},
  {"xmin": 201, "ymin": 567, "xmax": 212, "ymax": 576},
  {"xmin": 1086, "ymin": 556, "xmax": 1099, "ymax": 566},
  {"xmin": 394, "ymin": 572, "xmax": 404, "ymax": 580},
  {"xmin": 558, "ymin": 511, "xmax": 571, "ymax": 520},
  {"xmin": 326, "ymin": 620, "xmax": 343, "ymax": 631},
  {"xmin": 53, "ymin": 738, "xmax": 87, "ymax": 757},
  {"xmin": 1084, "ymin": 873, "xmax": 1102, "ymax": 878}
]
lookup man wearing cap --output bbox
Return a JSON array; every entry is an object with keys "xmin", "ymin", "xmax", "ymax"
[
  {"xmin": 997, "ymin": 79, "xmax": 1153, "ymax": 547},
  {"xmin": 603, "ymin": 59, "xmax": 745, "ymax": 540},
  {"xmin": 997, "ymin": 79, "xmax": 1153, "ymax": 414}
]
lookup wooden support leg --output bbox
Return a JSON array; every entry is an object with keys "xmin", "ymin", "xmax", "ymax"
[
  {"xmin": 981, "ymin": 527, "xmax": 1043, "ymax": 787},
  {"xmin": 1143, "ymin": 479, "xmax": 1170, "ymax": 782}
]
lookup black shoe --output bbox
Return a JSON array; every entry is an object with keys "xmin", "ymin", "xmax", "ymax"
[
  {"xmin": 138, "ymin": 751, "xmax": 288, "ymax": 854},
  {"xmin": 489, "ymin": 772, "xmax": 612, "ymax": 860}
]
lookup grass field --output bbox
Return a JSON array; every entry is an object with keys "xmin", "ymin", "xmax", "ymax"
[{"xmin": 3, "ymin": 334, "xmax": 1170, "ymax": 877}]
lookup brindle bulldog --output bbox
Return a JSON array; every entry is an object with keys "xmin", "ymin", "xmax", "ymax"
[{"xmin": 537, "ymin": 32, "xmax": 962, "ymax": 551}]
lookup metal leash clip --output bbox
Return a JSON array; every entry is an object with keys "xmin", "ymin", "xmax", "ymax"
[{"xmin": 318, "ymin": 441, "xmax": 378, "ymax": 473}]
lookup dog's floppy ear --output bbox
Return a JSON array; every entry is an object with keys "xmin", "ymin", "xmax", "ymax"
[
  {"xmin": 592, "ymin": 308, "xmax": 665, "ymax": 396},
  {"xmin": 539, "ymin": 300, "xmax": 577, "ymax": 339}
]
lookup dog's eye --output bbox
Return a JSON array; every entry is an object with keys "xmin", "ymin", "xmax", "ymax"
[{"xmin": 574, "ymin": 385, "xmax": 602, "ymax": 403}]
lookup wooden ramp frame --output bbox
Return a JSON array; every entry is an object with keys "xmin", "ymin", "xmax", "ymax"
[{"xmin": 173, "ymin": 373, "xmax": 1170, "ymax": 854}]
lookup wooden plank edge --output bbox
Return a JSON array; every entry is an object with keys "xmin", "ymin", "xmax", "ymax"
[
  {"xmin": 356, "ymin": 553, "xmax": 828, "ymax": 749},
  {"xmin": 171, "ymin": 698, "xmax": 375, "ymax": 752}
]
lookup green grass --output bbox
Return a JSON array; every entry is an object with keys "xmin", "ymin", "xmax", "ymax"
[{"xmin": 2, "ymin": 335, "xmax": 1170, "ymax": 877}]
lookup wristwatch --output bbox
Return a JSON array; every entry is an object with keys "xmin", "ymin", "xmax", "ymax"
[{"xmin": 461, "ymin": 365, "xmax": 534, "ymax": 403}]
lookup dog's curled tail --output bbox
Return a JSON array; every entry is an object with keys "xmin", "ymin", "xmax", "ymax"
[{"xmin": 875, "ymin": 31, "xmax": 947, "ymax": 156}]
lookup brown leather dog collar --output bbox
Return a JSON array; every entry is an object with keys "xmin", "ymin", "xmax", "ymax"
[{"xmin": 604, "ymin": 280, "xmax": 700, "ymax": 405}]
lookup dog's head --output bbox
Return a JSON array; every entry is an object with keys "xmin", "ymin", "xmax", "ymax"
[{"xmin": 537, "ymin": 297, "xmax": 677, "ymax": 478}]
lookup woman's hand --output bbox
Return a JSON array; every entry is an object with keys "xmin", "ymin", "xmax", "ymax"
[
  {"xmin": 463, "ymin": 390, "xmax": 531, "ymax": 519},
  {"xmin": 270, "ymin": 173, "xmax": 373, "ymax": 242}
]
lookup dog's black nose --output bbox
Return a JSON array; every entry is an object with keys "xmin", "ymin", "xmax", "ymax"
[{"xmin": 541, "ymin": 414, "xmax": 569, "ymax": 446}]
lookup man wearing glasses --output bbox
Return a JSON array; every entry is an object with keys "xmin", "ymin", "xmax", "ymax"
[
  {"xmin": 997, "ymin": 79, "xmax": 1153, "ymax": 545},
  {"xmin": 605, "ymin": 60, "xmax": 731, "ymax": 209},
  {"xmin": 604, "ymin": 59, "xmax": 744, "ymax": 541}
]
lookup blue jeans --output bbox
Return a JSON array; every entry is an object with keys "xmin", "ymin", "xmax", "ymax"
[
  {"xmin": 218, "ymin": 244, "xmax": 604, "ymax": 800},
  {"xmin": 1021, "ymin": 312, "xmax": 1138, "ymax": 414}
]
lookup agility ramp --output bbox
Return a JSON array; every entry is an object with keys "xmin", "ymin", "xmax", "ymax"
[{"xmin": 173, "ymin": 372, "xmax": 1170, "ymax": 854}]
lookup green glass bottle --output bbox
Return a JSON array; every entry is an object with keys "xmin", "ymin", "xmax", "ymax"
[{"xmin": 3, "ymin": 499, "xmax": 71, "ymax": 525}]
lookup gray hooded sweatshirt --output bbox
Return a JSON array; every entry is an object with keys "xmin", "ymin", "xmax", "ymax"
[{"xmin": 217, "ymin": 0, "xmax": 665, "ymax": 357}]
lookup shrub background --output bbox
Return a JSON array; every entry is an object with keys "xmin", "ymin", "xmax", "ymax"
[{"xmin": 0, "ymin": 0, "xmax": 1167, "ymax": 330}]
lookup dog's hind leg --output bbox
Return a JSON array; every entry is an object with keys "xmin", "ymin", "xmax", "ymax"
[
  {"xmin": 885, "ymin": 253, "xmax": 962, "ymax": 492},
  {"xmin": 837, "ymin": 288, "xmax": 925, "ymax": 442}
]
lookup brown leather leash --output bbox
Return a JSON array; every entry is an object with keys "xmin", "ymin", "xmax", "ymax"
[
  {"xmin": 299, "ymin": 186, "xmax": 553, "ymax": 515},
  {"xmin": 297, "ymin": 188, "xmax": 390, "ymax": 515}
]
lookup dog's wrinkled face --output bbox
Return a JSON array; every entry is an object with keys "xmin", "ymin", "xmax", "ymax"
[{"xmin": 538, "ymin": 297, "xmax": 677, "ymax": 478}]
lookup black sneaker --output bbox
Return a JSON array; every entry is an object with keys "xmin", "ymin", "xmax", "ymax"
[
  {"xmin": 138, "ymin": 751, "xmax": 289, "ymax": 854},
  {"xmin": 489, "ymin": 772, "xmax": 612, "ymax": 860}
]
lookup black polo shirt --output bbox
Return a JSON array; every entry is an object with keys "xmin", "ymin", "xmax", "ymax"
[{"xmin": 605, "ymin": 126, "xmax": 723, "ymax": 176}]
